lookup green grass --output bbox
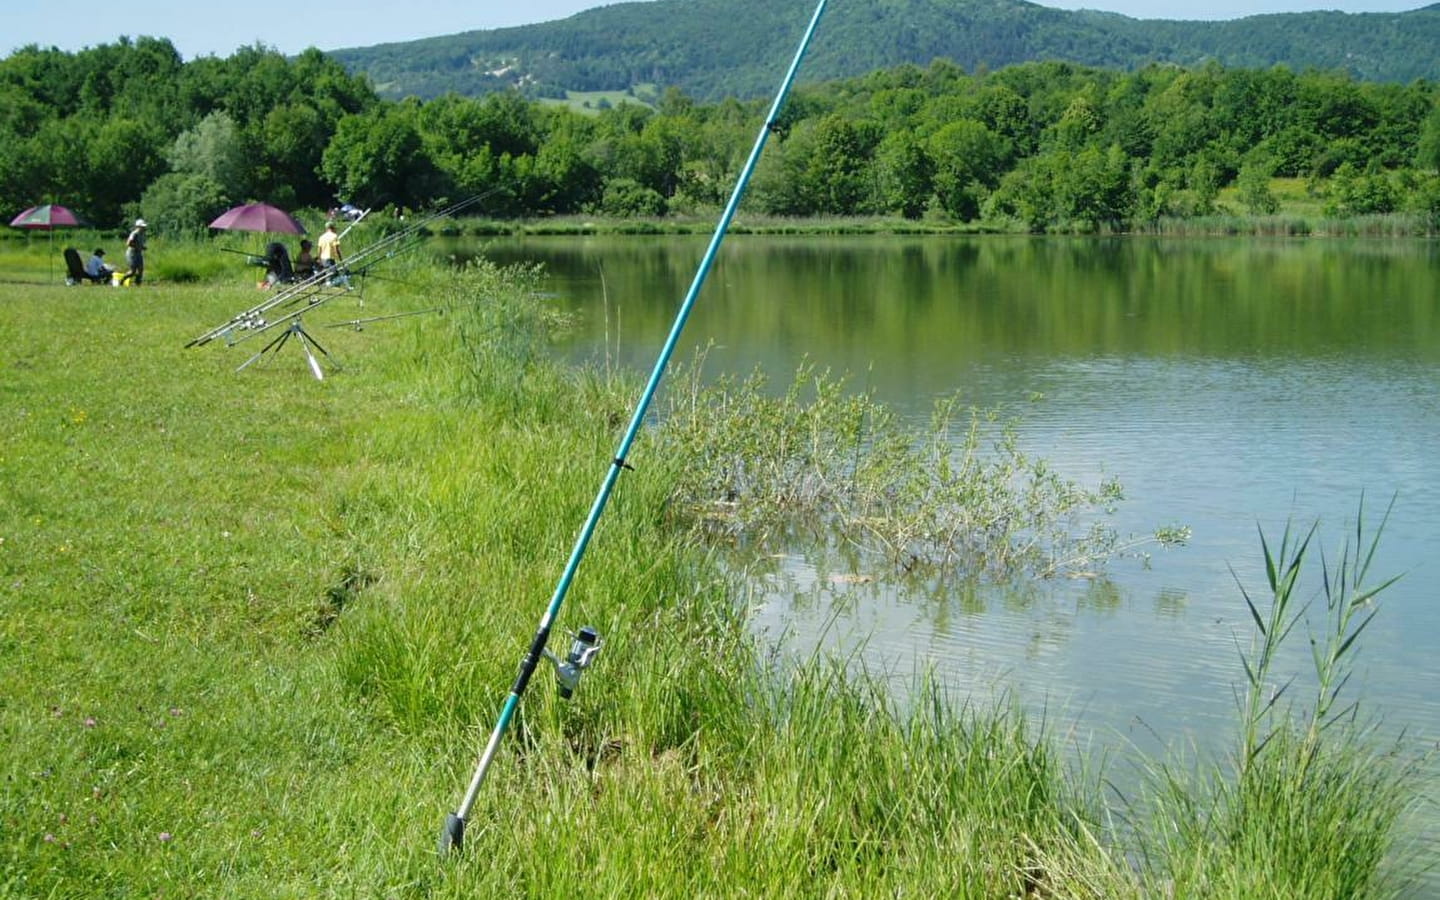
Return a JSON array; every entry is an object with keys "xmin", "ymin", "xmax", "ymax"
[
  {"xmin": 0, "ymin": 244, "xmax": 1423, "ymax": 897},
  {"xmin": 536, "ymin": 87, "xmax": 658, "ymax": 115}
]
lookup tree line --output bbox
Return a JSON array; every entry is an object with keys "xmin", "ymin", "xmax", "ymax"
[{"xmin": 5, "ymin": 40, "xmax": 1440, "ymax": 235}]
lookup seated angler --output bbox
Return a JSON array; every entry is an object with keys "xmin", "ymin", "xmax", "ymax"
[
  {"xmin": 294, "ymin": 239, "xmax": 315, "ymax": 278},
  {"xmin": 87, "ymin": 248, "xmax": 115, "ymax": 281}
]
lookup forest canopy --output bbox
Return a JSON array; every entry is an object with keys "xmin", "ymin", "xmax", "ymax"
[{"xmin": 5, "ymin": 40, "xmax": 1440, "ymax": 234}]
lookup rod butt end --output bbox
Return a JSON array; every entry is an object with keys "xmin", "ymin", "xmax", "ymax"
[{"xmin": 438, "ymin": 813, "xmax": 465, "ymax": 857}]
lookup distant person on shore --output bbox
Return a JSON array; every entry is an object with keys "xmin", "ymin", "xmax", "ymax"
[{"xmin": 123, "ymin": 218, "xmax": 147, "ymax": 285}]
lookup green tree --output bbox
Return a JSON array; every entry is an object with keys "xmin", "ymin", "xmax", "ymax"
[
  {"xmin": 1258, "ymin": 125, "xmax": 1324, "ymax": 178},
  {"xmin": 219, "ymin": 45, "xmax": 303, "ymax": 125},
  {"xmin": 1145, "ymin": 69, "xmax": 1221, "ymax": 172},
  {"xmin": 872, "ymin": 130, "xmax": 932, "ymax": 219},
  {"xmin": 928, "ymin": 119, "xmax": 1007, "ymax": 220},
  {"xmin": 420, "ymin": 92, "xmax": 539, "ymax": 162},
  {"xmin": 1098, "ymin": 72, "xmax": 1158, "ymax": 159},
  {"xmin": 86, "ymin": 118, "xmax": 167, "ymax": 226},
  {"xmin": 168, "ymin": 111, "xmax": 252, "ymax": 201},
  {"xmin": 804, "ymin": 114, "xmax": 876, "ymax": 215},
  {"xmin": 139, "ymin": 172, "xmax": 229, "ymax": 234},
  {"xmin": 1409, "ymin": 172, "xmax": 1440, "ymax": 230},
  {"xmin": 974, "ymin": 84, "xmax": 1034, "ymax": 156},
  {"xmin": 1187, "ymin": 155, "xmax": 1221, "ymax": 217},
  {"xmin": 1048, "ymin": 84, "xmax": 1103, "ymax": 151},
  {"xmin": 868, "ymin": 87, "xmax": 928, "ymax": 130},
  {"xmin": 1057, "ymin": 144, "xmax": 1133, "ymax": 231},
  {"xmin": 256, "ymin": 103, "xmax": 330, "ymax": 208},
  {"xmin": 1237, "ymin": 155, "xmax": 1280, "ymax": 215},
  {"xmin": 988, "ymin": 153, "xmax": 1059, "ymax": 232},
  {"xmin": 1415, "ymin": 102, "xmax": 1440, "ymax": 172},
  {"xmin": 749, "ymin": 125, "xmax": 815, "ymax": 216},
  {"xmin": 1325, "ymin": 162, "xmax": 1398, "ymax": 215},
  {"xmin": 106, "ymin": 37, "xmax": 186, "ymax": 122},
  {"xmin": 25, "ymin": 117, "xmax": 94, "ymax": 208},
  {"xmin": 321, "ymin": 104, "xmax": 442, "ymax": 208},
  {"xmin": 598, "ymin": 177, "xmax": 666, "ymax": 216},
  {"xmin": 748, "ymin": 114, "xmax": 875, "ymax": 217},
  {"xmin": 532, "ymin": 122, "xmax": 602, "ymax": 214},
  {"xmin": 451, "ymin": 147, "xmax": 516, "ymax": 215}
]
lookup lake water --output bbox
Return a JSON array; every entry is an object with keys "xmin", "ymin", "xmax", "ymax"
[{"xmin": 480, "ymin": 233, "xmax": 1440, "ymax": 849}]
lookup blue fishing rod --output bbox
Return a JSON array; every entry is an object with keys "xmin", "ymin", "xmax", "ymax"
[{"xmin": 439, "ymin": 0, "xmax": 830, "ymax": 855}]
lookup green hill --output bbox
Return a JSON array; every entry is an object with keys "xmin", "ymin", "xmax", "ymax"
[{"xmin": 330, "ymin": 0, "xmax": 1440, "ymax": 101}]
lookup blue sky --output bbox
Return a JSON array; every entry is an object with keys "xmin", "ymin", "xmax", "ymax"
[{"xmin": 5, "ymin": 1, "xmax": 1428, "ymax": 61}]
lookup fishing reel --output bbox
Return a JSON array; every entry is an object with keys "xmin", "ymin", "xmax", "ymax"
[{"xmin": 543, "ymin": 626, "xmax": 602, "ymax": 699}]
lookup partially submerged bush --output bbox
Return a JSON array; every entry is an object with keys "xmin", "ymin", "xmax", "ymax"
[{"xmin": 655, "ymin": 361, "xmax": 1185, "ymax": 580}]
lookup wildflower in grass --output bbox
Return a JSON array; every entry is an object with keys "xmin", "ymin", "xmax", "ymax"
[
  {"xmin": 69, "ymin": 408, "xmax": 87, "ymax": 425},
  {"xmin": 43, "ymin": 833, "xmax": 56, "ymax": 843},
  {"xmin": 158, "ymin": 832, "xmax": 173, "ymax": 843},
  {"xmin": 83, "ymin": 717, "xmax": 96, "ymax": 728}
]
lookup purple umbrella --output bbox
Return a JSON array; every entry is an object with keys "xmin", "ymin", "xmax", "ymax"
[
  {"xmin": 210, "ymin": 203, "xmax": 306, "ymax": 235},
  {"xmin": 9, "ymin": 204, "xmax": 85, "ymax": 230}
]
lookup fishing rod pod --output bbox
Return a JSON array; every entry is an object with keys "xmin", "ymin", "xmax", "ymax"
[
  {"xmin": 437, "ymin": 0, "xmax": 830, "ymax": 857},
  {"xmin": 186, "ymin": 194, "xmax": 488, "ymax": 351}
]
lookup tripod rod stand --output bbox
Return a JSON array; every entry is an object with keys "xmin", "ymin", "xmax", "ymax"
[{"xmin": 235, "ymin": 318, "xmax": 338, "ymax": 380}]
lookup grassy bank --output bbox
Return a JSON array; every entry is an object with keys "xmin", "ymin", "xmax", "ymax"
[
  {"xmin": 2, "ymin": 200, "xmax": 1432, "ymax": 272},
  {"xmin": 0, "ymin": 254, "xmax": 1423, "ymax": 897}
]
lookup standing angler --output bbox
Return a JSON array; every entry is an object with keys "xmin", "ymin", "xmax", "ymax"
[{"xmin": 124, "ymin": 218, "xmax": 147, "ymax": 285}]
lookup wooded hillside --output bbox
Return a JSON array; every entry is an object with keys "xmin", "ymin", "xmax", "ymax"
[{"xmin": 330, "ymin": 0, "xmax": 1440, "ymax": 101}]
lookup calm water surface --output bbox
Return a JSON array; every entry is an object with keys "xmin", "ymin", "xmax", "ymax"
[{"xmin": 482, "ymin": 234, "xmax": 1440, "ymax": 836}]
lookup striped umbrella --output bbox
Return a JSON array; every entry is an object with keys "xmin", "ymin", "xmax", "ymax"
[
  {"xmin": 10, "ymin": 204, "xmax": 85, "ymax": 230},
  {"xmin": 9, "ymin": 204, "xmax": 86, "ymax": 282}
]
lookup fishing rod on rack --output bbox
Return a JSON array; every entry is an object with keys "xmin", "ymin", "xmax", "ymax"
[
  {"xmin": 186, "ymin": 260, "xmax": 340, "ymax": 348},
  {"xmin": 437, "ymin": 0, "xmax": 831, "ymax": 856},
  {"xmin": 320, "ymin": 307, "xmax": 444, "ymax": 331}
]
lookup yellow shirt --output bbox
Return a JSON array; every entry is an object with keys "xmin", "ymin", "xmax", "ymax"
[{"xmin": 317, "ymin": 229, "xmax": 341, "ymax": 262}]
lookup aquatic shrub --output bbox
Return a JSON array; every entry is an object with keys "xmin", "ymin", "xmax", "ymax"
[{"xmin": 654, "ymin": 361, "xmax": 1185, "ymax": 580}]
